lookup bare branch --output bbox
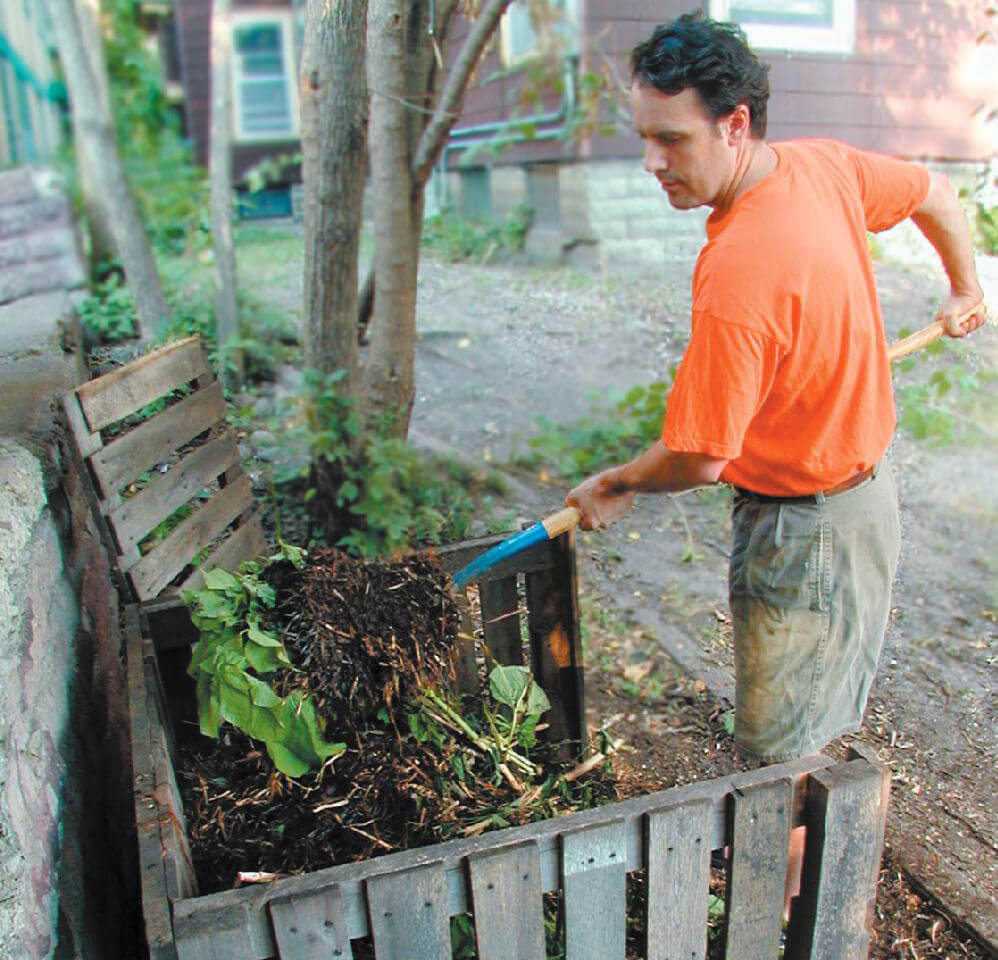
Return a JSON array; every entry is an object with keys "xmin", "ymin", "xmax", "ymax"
[{"xmin": 411, "ymin": 0, "xmax": 514, "ymax": 185}]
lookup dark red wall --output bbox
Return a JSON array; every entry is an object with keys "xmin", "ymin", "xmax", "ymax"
[{"xmin": 174, "ymin": 0, "xmax": 301, "ymax": 182}]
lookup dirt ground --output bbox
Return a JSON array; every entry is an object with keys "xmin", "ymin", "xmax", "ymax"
[{"xmin": 246, "ymin": 227, "xmax": 997, "ymax": 955}]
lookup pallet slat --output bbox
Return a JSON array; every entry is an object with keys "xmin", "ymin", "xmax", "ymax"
[
  {"xmin": 88, "ymin": 381, "xmax": 227, "ymax": 499},
  {"xmin": 269, "ymin": 886, "xmax": 354, "ymax": 960},
  {"xmin": 562, "ymin": 819, "xmax": 627, "ymax": 960},
  {"xmin": 366, "ymin": 862, "xmax": 451, "ymax": 960},
  {"xmin": 126, "ymin": 605, "xmax": 180, "ymax": 960},
  {"xmin": 75, "ymin": 336, "xmax": 209, "ymax": 432},
  {"xmin": 480, "ymin": 575, "xmax": 523, "ymax": 665},
  {"xmin": 723, "ymin": 778, "xmax": 793, "ymax": 959},
  {"xmin": 785, "ymin": 760, "xmax": 890, "ymax": 960},
  {"xmin": 178, "ymin": 514, "xmax": 267, "ymax": 594},
  {"xmin": 644, "ymin": 797, "xmax": 713, "ymax": 960},
  {"xmin": 525, "ymin": 530, "xmax": 585, "ymax": 755},
  {"xmin": 128, "ymin": 474, "xmax": 254, "ymax": 599},
  {"xmin": 468, "ymin": 841, "xmax": 545, "ymax": 960},
  {"xmin": 109, "ymin": 434, "xmax": 241, "ymax": 553}
]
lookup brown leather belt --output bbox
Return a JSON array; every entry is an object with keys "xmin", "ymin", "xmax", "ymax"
[{"xmin": 735, "ymin": 467, "xmax": 875, "ymax": 505}]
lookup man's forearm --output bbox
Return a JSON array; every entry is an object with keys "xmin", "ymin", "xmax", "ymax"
[
  {"xmin": 611, "ymin": 441, "xmax": 727, "ymax": 494},
  {"xmin": 911, "ymin": 171, "xmax": 982, "ymax": 299}
]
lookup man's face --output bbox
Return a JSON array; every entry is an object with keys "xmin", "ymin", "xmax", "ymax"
[{"xmin": 632, "ymin": 83, "xmax": 735, "ymax": 210}]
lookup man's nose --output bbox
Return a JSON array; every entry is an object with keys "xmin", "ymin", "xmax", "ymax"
[{"xmin": 643, "ymin": 142, "xmax": 666, "ymax": 175}]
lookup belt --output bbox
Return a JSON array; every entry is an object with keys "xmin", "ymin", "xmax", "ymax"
[{"xmin": 734, "ymin": 467, "xmax": 875, "ymax": 505}]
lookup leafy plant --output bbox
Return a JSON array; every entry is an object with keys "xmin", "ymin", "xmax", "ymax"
[
  {"xmin": 523, "ymin": 378, "xmax": 673, "ymax": 482},
  {"xmin": 272, "ymin": 370, "xmax": 490, "ymax": 556},
  {"xmin": 422, "ymin": 205, "xmax": 533, "ymax": 263},
  {"xmin": 184, "ymin": 547, "xmax": 346, "ymax": 777},
  {"xmin": 79, "ymin": 274, "xmax": 138, "ymax": 343}
]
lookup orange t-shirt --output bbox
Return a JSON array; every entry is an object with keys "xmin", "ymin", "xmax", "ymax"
[{"xmin": 662, "ymin": 139, "xmax": 930, "ymax": 496}]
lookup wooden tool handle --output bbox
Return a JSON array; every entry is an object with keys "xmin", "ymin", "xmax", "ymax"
[
  {"xmin": 887, "ymin": 305, "xmax": 987, "ymax": 363},
  {"xmin": 541, "ymin": 506, "xmax": 580, "ymax": 539}
]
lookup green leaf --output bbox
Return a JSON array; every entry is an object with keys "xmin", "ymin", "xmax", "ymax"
[
  {"xmin": 489, "ymin": 665, "xmax": 550, "ymax": 715},
  {"xmin": 246, "ymin": 621, "xmax": 283, "ymax": 648},
  {"xmin": 202, "ymin": 568, "xmax": 242, "ymax": 593},
  {"xmin": 267, "ymin": 742, "xmax": 312, "ymax": 778}
]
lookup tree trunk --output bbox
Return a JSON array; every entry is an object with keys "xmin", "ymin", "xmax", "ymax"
[
  {"xmin": 209, "ymin": 0, "xmax": 241, "ymax": 386},
  {"xmin": 46, "ymin": 0, "xmax": 170, "ymax": 341},
  {"xmin": 361, "ymin": 0, "xmax": 422, "ymax": 437},
  {"xmin": 301, "ymin": 0, "xmax": 368, "ymax": 393},
  {"xmin": 76, "ymin": 0, "xmax": 115, "ymax": 270}
]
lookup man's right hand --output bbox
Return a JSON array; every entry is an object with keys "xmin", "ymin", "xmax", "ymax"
[
  {"xmin": 565, "ymin": 468, "xmax": 636, "ymax": 531},
  {"xmin": 937, "ymin": 290, "xmax": 987, "ymax": 338}
]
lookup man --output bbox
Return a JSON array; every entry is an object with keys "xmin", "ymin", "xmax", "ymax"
[{"xmin": 565, "ymin": 11, "xmax": 986, "ymax": 912}]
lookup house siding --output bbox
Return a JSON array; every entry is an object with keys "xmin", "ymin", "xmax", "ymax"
[
  {"xmin": 174, "ymin": 0, "xmax": 301, "ymax": 182},
  {"xmin": 581, "ymin": 0, "xmax": 994, "ymax": 162}
]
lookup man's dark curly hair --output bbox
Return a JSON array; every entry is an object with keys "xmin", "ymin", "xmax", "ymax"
[{"xmin": 630, "ymin": 12, "xmax": 771, "ymax": 137}]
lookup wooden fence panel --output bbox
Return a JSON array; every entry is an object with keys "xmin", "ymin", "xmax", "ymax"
[
  {"xmin": 644, "ymin": 797, "xmax": 713, "ymax": 960},
  {"xmin": 722, "ymin": 778, "xmax": 792, "ymax": 959},
  {"xmin": 480, "ymin": 575, "xmax": 522, "ymax": 665},
  {"xmin": 784, "ymin": 760, "xmax": 890, "ymax": 960},
  {"xmin": 562, "ymin": 819, "xmax": 628, "ymax": 960},
  {"xmin": 269, "ymin": 885, "xmax": 354, "ymax": 960},
  {"xmin": 366, "ymin": 862, "xmax": 451, "ymax": 960}
]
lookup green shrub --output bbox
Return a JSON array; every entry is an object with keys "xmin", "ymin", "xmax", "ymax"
[
  {"xmin": 422, "ymin": 204, "xmax": 533, "ymax": 263},
  {"xmin": 522, "ymin": 378, "xmax": 673, "ymax": 482},
  {"xmin": 79, "ymin": 274, "xmax": 137, "ymax": 343},
  {"xmin": 272, "ymin": 371, "xmax": 499, "ymax": 556}
]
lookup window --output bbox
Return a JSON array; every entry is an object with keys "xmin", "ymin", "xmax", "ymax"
[
  {"xmin": 710, "ymin": 0, "xmax": 855, "ymax": 54},
  {"xmin": 231, "ymin": 12, "xmax": 299, "ymax": 142},
  {"xmin": 500, "ymin": 0, "xmax": 578, "ymax": 66}
]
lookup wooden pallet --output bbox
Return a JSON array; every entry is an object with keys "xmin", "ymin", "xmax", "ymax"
[{"xmin": 62, "ymin": 336, "xmax": 266, "ymax": 601}]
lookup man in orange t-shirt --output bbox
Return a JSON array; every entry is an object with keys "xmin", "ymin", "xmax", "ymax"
[{"xmin": 566, "ymin": 16, "xmax": 985, "ymax": 776}]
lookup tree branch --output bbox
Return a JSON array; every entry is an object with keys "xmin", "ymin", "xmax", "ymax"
[{"xmin": 411, "ymin": 0, "xmax": 514, "ymax": 185}]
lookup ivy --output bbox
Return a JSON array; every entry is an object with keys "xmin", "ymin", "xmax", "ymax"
[{"xmin": 184, "ymin": 544, "xmax": 345, "ymax": 777}]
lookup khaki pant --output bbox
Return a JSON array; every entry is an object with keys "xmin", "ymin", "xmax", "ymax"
[{"xmin": 728, "ymin": 463, "xmax": 900, "ymax": 762}]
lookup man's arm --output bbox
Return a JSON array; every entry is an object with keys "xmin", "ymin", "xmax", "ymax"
[
  {"xmin": 565, "ymin": 442, "xmax": 727, "ymax": 530},
  {"xmin": 911, "ymin": 171, "xmax": 988, "ymax": 337}
]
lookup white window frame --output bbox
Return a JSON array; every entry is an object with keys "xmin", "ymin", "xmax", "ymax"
[
  {"xmin": 230, "ymin": 9, "xmax": 299, "ymax": 143},
  {"xmin": 710, "ymin": 0, "xmax": 855, "ymax": 55},
  {"xmin": 500, "ymin": 0, "xmax": 579, "ymax": 67}
]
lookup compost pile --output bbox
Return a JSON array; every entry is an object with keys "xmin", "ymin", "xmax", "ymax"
[{"xmin": 178, "ymin": 548, "xmax": 615, "ymax": 894}]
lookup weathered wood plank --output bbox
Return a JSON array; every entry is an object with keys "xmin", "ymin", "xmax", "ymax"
[
  {"xmin": 366, "ymin": 862, "xmax": 451, "ymax": 960},
  {"xmin": 61, "ymin": 390, "xmax": 103, "ymax": 458},
  {"xmin": 127, "ymin": 473, "xmax": 253, "ymax": 599},
  {"xmin": 170, "ymin": 758, "xmax": 832, "ymax": 957},
  {"xmin": 468, "ymin": 841, "xmax": 545, "ymax": 960},
  {"xmin": 562, "ymin": 819, "xmax": 627, "ymax": 960},
  {"xmin": 784, "ymin": 759, "xmax": 890, "ymax": 960},
  {"xmin": 525, "ymin": 530, "xmax": 585, "ymax": 755},
  {"xmin": 109, "ymin": 434, "xmax": 241, "ymax": 553},
  {"xmin": 126, "ymin": 605, "xmax": 180, "ymax": 960},
  {"xmin": 75, "ymin": 336, "xmax": 209, "ymax": 432},
  {"xmin": 429, "ymin": 534, "xmax": 555, "ymax": 582},
  {"xmin": 177, "ymin": 514, "xmax": 268, "ymax": 595},
  {"xmin": 269, "ymin": 885, "xmax": 354, "ymax": 960},
  {"xmin": 644, "ymin": 797, "xmax": 713, "ymax": 960},
  {"xmin": 89, "ymin": 381, "xmax": 227, "ymax": 498},
  {"xmin": 480, "ymin": 575, "xmax": 523, "ymax": 666},
  {"xmin": 722, "ymin": 778, "xmax": 793, "ymax": 960}
]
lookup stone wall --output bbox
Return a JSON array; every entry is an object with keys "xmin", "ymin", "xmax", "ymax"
[{"xmin": 0, "ymin": 167, "xmax": 138, "ymax": 959}]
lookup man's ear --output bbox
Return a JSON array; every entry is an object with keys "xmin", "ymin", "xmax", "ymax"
[{"xmin": 724, "ymin": 102, "xmax": 753, "ymax": 144}]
